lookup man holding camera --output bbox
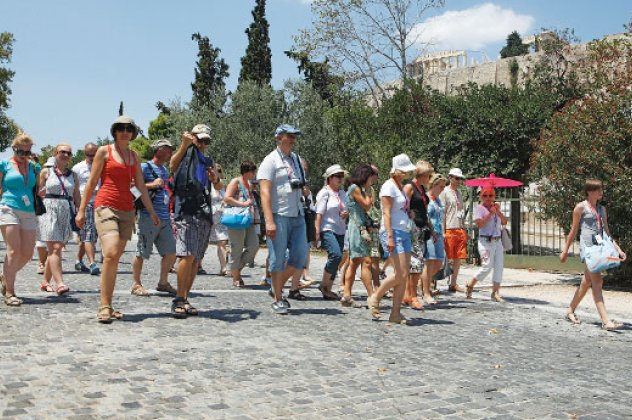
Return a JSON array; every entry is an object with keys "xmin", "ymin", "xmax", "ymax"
[
  {"xmin": 169, "ymin": 124, "xmax": 216, "ymax": 318},
  {"xmin": 257, "ymin": 124, "xmax": 309, "ymax": 315}
]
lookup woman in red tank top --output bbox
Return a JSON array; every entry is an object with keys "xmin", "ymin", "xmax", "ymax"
[{"xmin": 76, "ymin": 116, "xmax": 160, "ymax": 324}]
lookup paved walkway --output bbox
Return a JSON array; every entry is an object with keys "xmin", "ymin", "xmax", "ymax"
[{"xmin": 1, "ymin": 242, "xmax": 631, "ymax": 419}]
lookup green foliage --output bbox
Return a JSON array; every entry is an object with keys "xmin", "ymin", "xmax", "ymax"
[
  {"xmin": 285, "ymin": 50, "xmax": 344, "ymax": 105},
  {"xmin": 129, "ymin": 136, "xmax": 154, "ymax": 161},
  {"xmin": 531, "ymin": 35, "xmax": 632, "ymax": 275},
  {"xmin": 148, "ymin": 113, "xmax": 172, "ymax": 140},
  {"xmin": 0, "ymin": 32, "xmax": 16, "ymax": 151},
  {"xmin": 509, "ymin": 59, "xmax": 519, "ymax": 87},
  {"xmin": 500, "ymin": 31, "xmax": 530, "ymax": 58},
  {"xmin": 239, "ymin": 0, "xmax": 272, "ymax": 86},
  {"xmin": 191, "ymin": 33, "xmax": 230, "ymax": 112}
]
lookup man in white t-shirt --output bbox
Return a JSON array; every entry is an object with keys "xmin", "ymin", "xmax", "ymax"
[
  {"xmin": 257, "ymin": 124, "xmax": 309, "ymax": 315},
  {"xmin": 72, "ymin": 142, "xmax": 100, "ymax": 275}
]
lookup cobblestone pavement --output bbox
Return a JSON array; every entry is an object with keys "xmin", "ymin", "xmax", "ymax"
[{"xmin": 1, "ymin": 242, "xmax": 631, "ymax": 419}]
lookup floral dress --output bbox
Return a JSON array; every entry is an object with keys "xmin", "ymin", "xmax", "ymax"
[
  {"xmin": 39, "ymin": 168, "xmax": 76, "ymax": 242},
  {"xmin": 346, "ymin": 184, "xmax": 371, "ymax": 259},
  {"xmin": 209, "ymin": 184, "xmax": 229, "ymax": 242}
]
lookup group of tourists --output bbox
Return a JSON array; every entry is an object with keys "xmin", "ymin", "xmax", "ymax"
[{"xmin": 0, "ymin": 119, "xmax": 626, "ymax": 330}]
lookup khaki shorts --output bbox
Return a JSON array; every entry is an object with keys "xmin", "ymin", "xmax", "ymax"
[
  {"xmin": 445, "ymin": 228, "xmax": 468, "ymax": 260},
  {"xmin": 0, "ymin": 205, "xmax": 38, "ymax": 230},
  {"xmin": 95, "ymin": 206, "xmax": 135, "ymax": 241}
]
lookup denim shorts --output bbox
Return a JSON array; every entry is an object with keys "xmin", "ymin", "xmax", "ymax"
[
  {"xmin": 380, "ymin": 229, "xmax": 412, "ymax": 257},
  {"xmin": 425, "ymin": 235, "xmax": 446, "ymax": 261},
  {"xmin": 267, "ymin": 214, "xmax": 308, "ymax": 273}
]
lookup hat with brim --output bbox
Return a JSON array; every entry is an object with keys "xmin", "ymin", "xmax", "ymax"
[
  {"xmin": 323, "ymin": 164, "xmax": 348, "ymax": 179},
  {"xmin": 275, "ymin": 124, "xmax": 302, "ymax": 137},
  {"xmin": 151, "ymin": 139, "xmax": 175, "ymax": 150},
  {"xmin": 390, "ymin": 154, "xmax": 416, "ymax": 174},
  {"xmin": 192, "ymin": 124, "xmax": 212, "ymax": 140},
  {"xmin": 110, "ymin": 115, "xmax": 139, "ymax": 139},
  {"xmin": 44, "ymin": 156, "xmax": 56, "ymax": 168},
  {"xmin": 449, "ymin": 168, "xmax": 465, "ymax": 179}
]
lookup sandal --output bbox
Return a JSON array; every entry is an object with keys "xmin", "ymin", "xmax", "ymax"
[
  {"xmin": 367, "ymin": 295, "xmax": 381, "ymax": 320},
  {"xmin": 4, "ymin": 295, "xmax": 22, "ymax": 306},
  {"xmin": 388, "ymin": 314, "xmax": 410, "ymax": 325},
  {"xmin": 56, "ymin": 284, "xmax": 70, "ymax": 296},
  {"xmin": 183, "ymin": 300, "xmax": 199, "ymax": 316},
  {"xmin": 409, "ymin": 297, "xmax": 424, "ymax": 311},
  {"xmin": 288, "ymin": 289, "xmax": 307, "ymax": 301},
  {"xmin": 602, "ymin": 320, "xmax": 624, "ymax": 331},
  {"xmin": 318, "ymin": 285, "xmax": 339, "ymax": 301},
  {"xmin": 156, "ymin": 283, "xmax": 177, "ymax": 296},
  {"xmin": 423, "ymin": 296, "xmax": 437, "ymax": 305},
  {"xmin": 171, "ymin": 297, "xmax": 188, "ymax": 319},
  {"xmin": 131, "ymin": 284, "xmax": 150, "ymax": 297},
  {"xmin": 39, "ymin": 282, "xmax": 55, "ymax": 293},
  {"xmin": 340, "ymin": 296, "xmax": 362, "ymax": 308},
  {"xmin": 565, "ymin": 311, "xmax": 581, "ymax": 325},
  {"xmin": 465, "ymin": 282, "xmax": 474, "ymax": 299},
  {"xmin": 232, "ymin": 278, "xmax": 245, "ymax": 288},
  {"xmin": 491, "ymin": 292, "xmax": 505, "ymax": 303},
  {"xmin": 96, "ymin": 305, "xmax": 123, "ymax": 323}
]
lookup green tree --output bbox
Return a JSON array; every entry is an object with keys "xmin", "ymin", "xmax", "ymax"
[
  {"xmin": 239, "ymin": 0, "xmax": 272, "ymax": 86},
  {"xmin": 500, "ymin": 31, "xmax": 530, "ymax": 58},
  {"xmin": 191, "ymin": 33, "xmax": 230, "ymax": 112},
  {"xmin": 285, "ymin": 50, "xmax": 344, "ymax": 105},
  {"xmin": 0, "ymin": 32, "xmax": 17, "ymax": 150}
]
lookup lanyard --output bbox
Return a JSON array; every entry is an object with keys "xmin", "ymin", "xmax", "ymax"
[
  {"xmin": 448, "ymin": 186, "xmax": 462, "ymax": 209},
  {"xmin": 327, "ymin": 186, "xmax": 345, "ymax": 212},
  {"xmin": 586, "ymin": 201, "xmax": 602, "ymax": 231},
  {"xmin": 412, "ymin": 179, "xmax": 427, "ymax": 207},
  {"xmin": 277, "ymin": 148, "xmax": 299, "ymax": 181},
  {"xmin": 115, "ymin": 144, "xmax": 134, "ymax": 183},
  {"xmin": 11, "ymin": 158, "xmax": 29, "ymax": 187},
  {"xmin": 392, "ymin": 179, "xmax": 409, "ymax": 212}
]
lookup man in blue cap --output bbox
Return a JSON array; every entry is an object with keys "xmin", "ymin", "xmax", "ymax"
[{"xmin": 257, "ymin": 124, "xmax": 309, "ymax": 314}]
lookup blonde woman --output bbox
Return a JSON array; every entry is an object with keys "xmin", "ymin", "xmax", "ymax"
[
  {"xmin": 39, "ymin": 144, "xmax": 81, "ymax": 295},
  {"xmin": 402, "ymin": 160, "xmax": 433, "ymax": 310},
  {"xmin": 0, "ymin": 134, "xmax": 41, "ymax": 306},
  {"xmin": 560, "ymin": 179, "xmax": 626, "ymax": 330},
  {"xmin": 367, "ymin": 154, "xmax": 416, "ymax": 325}
]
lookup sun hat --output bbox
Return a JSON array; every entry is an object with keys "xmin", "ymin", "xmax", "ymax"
[
  {"xmin": 191, "ymin": 124, "xmax": 212, "ymax": 140},
  {"xmin": 274, "ymin": 124, "xmax": 303, "ymax": 137},
  {"xmin": 110, "ymin": 115, "xmax": 139, "ymax": 138},
  {"xmin": 151, "ymin": 139, "xmax": 174, "ymax": 150},
  {"xmin": 44, "ymin": 156, "xmax": 56, "ymax": 168},
  {"xmin": 390, "ymin": 154, "xmax": 416, "ymax": 174},
  {"xmin": 322, "ymin": 164, "xmax": 348, "ymax": 179},
  {"xmin": 448, "ymin": 168, "xmax": 465, "ymax": 179},
  {"xmin": 429, "ymin": 173, "xmax": 447, "ymax": 187}
]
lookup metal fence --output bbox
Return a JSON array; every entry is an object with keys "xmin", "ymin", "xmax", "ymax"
[{"xmin": 464, "ymin": 187, "xmax": 579, "ymax": 258}]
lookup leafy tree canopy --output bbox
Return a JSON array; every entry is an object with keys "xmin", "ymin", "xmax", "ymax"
[
  {"xmin": 239, "ymin": 0, "xmax": 272, "ymax": 86},
  {"xmin": 500, "ymin": 31, "xmax": 530, "ymax": 58}
]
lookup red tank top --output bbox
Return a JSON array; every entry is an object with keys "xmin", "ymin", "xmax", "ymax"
[{"xmin": 94, "ymin": 145, "xmax": 136, "ymax": 211}]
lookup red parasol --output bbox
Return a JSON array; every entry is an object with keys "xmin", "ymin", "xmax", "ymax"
[{"xmin": 464, "ymin": 173, "xmax": 523, "ymax": 188}]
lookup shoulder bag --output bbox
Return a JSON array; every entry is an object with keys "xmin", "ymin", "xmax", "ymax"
[
  {"xmin": 220, "ymin": 180, "xmax": 253, "ymax": 230},
  {"xmin": 31, "ymin": 162, "xmax": 46, "ymax": 216},
  {"xmin": 54, "ymin": 168, "xmax": 79, "ymax": 232}
]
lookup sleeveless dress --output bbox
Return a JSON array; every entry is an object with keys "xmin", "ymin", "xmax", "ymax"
[
  {"xmin": 579, "ymin": 201, "xmax": 606, "ymax": 262},
  {"xmin": 209, "ymin": 185, "xmax": 229, "ymax": 242},
  {"xmin": 94, "ymin": 145, "xmax": 135, "ymax": 212},
  {"xmin": 39, "ymin": 169, "xmax": 76, "ymax": 242},
  {"xmin": 346, "ymin": 184, "xmax": 371, "ymax": 259}
]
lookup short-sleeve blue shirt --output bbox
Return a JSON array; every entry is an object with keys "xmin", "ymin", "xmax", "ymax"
[
  {"xmin": 140, "ymin": 161, "xmax": 170, "ymax": 221},
  {"xmin": 0, "ymin": 159, "xmax": 38, "ymax": 212}
]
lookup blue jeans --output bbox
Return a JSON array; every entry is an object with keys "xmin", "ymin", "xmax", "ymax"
[
  {"xmin": 267, "ymin": 214, "xmax": 308, "ymax": 273},
  {"xmin": 321, "ymin": 231, "xmax": 345, "ymax": 279}
]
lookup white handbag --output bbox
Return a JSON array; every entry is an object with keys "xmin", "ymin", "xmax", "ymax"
[{"xmin": 501, "ymin": 228, "xmax": 513, "ymax": 252}]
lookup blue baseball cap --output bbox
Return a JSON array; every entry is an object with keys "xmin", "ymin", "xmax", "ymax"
[{"xmin": 274, "ymin": 124, "xmax": 302, "ymax": 137}]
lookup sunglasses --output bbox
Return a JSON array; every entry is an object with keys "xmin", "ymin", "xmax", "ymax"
[
  {"xmin": 332, "ymin": 173, "xmax": 344, "ymax": 178},
  {"xmin": 58, "ymin": 150, "xmax": 73, "ymax": 157},
  {"xmin": 13, "ymin": 149, "xmax": 32, "ymax": 157},
  {"xmin": 115, "ymin": 124, "xmax": 135, "ymax": 133},
  {"xmin": 481, "ymin": 194, "xmax": 494, "ymax": 198},
  {"xmin": 198, "ymin": 137, "xmax": 211, "ymax": 145}
]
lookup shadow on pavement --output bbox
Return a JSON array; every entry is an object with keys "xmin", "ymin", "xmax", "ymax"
[
  {"xmin": 121, "ymin": 312, "xmax": 174, "ymax": 322},
  {"xmin": 503, "ymin": 296, "xmax": 550, "ymax": 305},
  {"xmin": 205, "ymin": 308, "xmax": 261, "ymax": 322},
  {"xmin": 21, "ymin": 296, "xmax": 82, "ymax": 305},
  {"xmin": 289, "ymin": 308, "xmax": 346, "ymax": 316}
]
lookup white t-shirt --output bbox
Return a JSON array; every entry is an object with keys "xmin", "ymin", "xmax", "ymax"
[
  {"xmin": 72, "ymin": 160, "xmax": 99, "ymax": 204},
  {"xmin": 256, "ymin": 148, "xmax": 304, "ymax": 217},
  {"xmin": 316, "ymin": 187, "xmax": 347, "ymax": 236},
  {"xmin": 474, "ymin": 204, "xmax": 501, "ymax": 237},
  {"xmin": 379, "ymin": 179, "xmax": 410, "ymax": 232}
]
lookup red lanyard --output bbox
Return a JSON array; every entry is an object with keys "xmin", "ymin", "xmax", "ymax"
[
  {"xmin": 412, "ymin": 179, "xmax": 427, "ymax": 207},
  {"xmin": 327, "ymin": 186, "xmax": 345, "ymax": 211},
  {"xmin": 11, "ymin": 158, "xmax": 29, "ymax": 187},
  {"xmin": 392, "ymin": 179, "xmax": 409, "ymax": 212},
  {"xmin": 587, "ymin": 201, "xmax": 602, "ymax": 231},
  {"xmin": 115, "ymin": 144, "xmax": 134, "ymax": 182}
]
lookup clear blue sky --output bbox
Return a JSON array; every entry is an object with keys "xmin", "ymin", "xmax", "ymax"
[{"xmin": 1, "ymin": 0, "xmax": 629, "ymax": 156}]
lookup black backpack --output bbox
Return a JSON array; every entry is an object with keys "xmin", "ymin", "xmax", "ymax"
[{"xmin": 172, "ymin": 145, "xmax": 213, "ymax": 220}]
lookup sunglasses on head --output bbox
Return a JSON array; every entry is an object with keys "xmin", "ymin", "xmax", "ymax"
[
  {"xmin": 115, "ymin": 124, "xmax": 135, "ymax": 133},
  {"xmin": 58, "ymin": 150, "xmax": 73, "ymax": 157},
  {"xmin": 13, "ymin": 149, "xmax": 32, "ymax": 157}
]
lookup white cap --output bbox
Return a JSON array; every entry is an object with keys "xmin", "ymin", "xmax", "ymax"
[
  {"xmin": 44, "ymin": 157, "xmax": 56, "ymax": 168},
  {"xmin": 323, "ymin": 164, "xmax": 348, "ymax": 179},
  {"xmin": 449, "ymin": 168, "xmax": 465, "ymax": 179},
  {"xmin": 390, "ymin": 154, "xmax": 416, "ymax": 174}
]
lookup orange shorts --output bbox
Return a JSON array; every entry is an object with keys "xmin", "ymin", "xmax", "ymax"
[{"xmin": 444, "ymin": 228, "xmax": 467, "ymax": 260}]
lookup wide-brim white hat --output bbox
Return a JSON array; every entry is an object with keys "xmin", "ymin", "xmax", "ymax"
[
  {"xmin": 390, "ymin": 154, "xmax": 416, "ymax": 174},
  {"xmin": 323, "ymin": 164, "xmax": 348, "ymax": 178}
]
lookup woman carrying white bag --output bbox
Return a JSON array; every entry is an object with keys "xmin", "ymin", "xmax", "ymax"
[
  {"xmin": 222, "ymin": 160, "xmax": 259, "ymax": 288},
  {"xmin": 560, "ymin": 179, "xmax": 626, "ymax": 331}
]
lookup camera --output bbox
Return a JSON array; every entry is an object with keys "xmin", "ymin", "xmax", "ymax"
[
  {"xmin": 290, "ymin": 179, "xmax": 305, "ymax": 190},
  {"xmin": 364, "ymin": 217, "xmax": 379, "ymax": 230}
]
